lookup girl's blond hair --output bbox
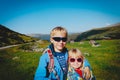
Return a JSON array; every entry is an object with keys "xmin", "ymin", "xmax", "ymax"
[
  {"xmin": 50, "ymin": 26, "xmax": 68, "ymax": 37},
  {"xmin": 68, "ymin": 48, "xmax": 84, "ymax": 71}
]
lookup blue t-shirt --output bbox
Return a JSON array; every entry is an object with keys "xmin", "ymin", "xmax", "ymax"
[{"xmin": 55, "ymin": 52, "xmax": 68, "ymax": 74}]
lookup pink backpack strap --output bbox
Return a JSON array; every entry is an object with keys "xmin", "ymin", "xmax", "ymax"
[
  {"xmin": 47, "ymin": 49, "xmax": 54, "ymax": 72},
  {"xmin": 46, "ymin": 48, "xmax": 60, "ymax": 80}
]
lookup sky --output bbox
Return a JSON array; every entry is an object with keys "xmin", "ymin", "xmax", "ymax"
[{"xmin": 0, "ymin": 0, "xmax": 120, "ymax": 34}]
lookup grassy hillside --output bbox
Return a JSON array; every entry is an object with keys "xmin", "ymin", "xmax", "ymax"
[
  {"xmin": 75, "ymin": 23, "xmax": 120, "ymax": 41},
  {"xmin": 0, "ymin": 25, "xmax": 39, "ymax": 47},
  {"xmin": 0, "ymin": 40, "xmax": 120, "ymax": 80}
]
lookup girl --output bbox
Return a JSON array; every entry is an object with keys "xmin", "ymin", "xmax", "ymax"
[{"xmin": 67, "ymin": 48, "xmax": 94, "ymax": 80}]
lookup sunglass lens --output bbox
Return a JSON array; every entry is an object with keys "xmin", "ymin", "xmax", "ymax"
[
  {"xmin": 77, "ymin": 58, "xmax": 82, "ymax": 62},
  {"xmin": 62, "ymin": 38, "xmax": 67, "ymax": 42},
  {"xmin": 70, "ymin": 58, "xmax": 75, "ymax": 62},
  {"xmin": 53, "ymin": 37, "xmax": 61, "ymax": 42},
  {"xmin": 53, "ymin": 37, "xmax": 67, "ymax": 42}
]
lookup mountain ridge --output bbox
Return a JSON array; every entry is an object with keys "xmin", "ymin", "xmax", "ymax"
[
  {"xmin": 26, "ymin": 23, "xmax": 120, "ymax": 41},
  {"xmin": 75, "ymin": 23, "xmax": 120, "ymax": 41},
  {"xmin": 0, "ymin": 23, "xmax": 120, "ymax": 47},
  {"xmin": 0, "ymin": 24, "xmax": 38, "ymax": 47}
]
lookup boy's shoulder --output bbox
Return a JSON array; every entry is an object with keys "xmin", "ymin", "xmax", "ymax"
[
  {"xmin": 39, "ymin": 50, "xmax": 50, "ymax": 63},
  {"xmin": 42, "ymin": 48, "xmax": 49, "ymax": 54},
  {"xmin": 41, "ymin": 48, "xmax": 52, "ymax": 59},
  {"xmin": 40, "ymin": 48, "xmax": 49, "ymax": 59}
]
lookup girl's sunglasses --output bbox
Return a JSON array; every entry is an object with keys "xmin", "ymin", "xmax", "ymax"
[
  {"xmin": 69, "ymin": 58, "xmax": 82, "ymax": 62},
  {"xmin": 52, "ymin": 37, "xmax": 67, "ymax": 42}
]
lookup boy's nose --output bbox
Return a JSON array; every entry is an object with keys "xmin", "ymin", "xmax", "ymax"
[{"xmin": 59, "ymin": 40, "xmax": 64, "ymax": 43}]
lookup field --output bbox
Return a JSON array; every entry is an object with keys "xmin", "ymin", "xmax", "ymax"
[{"xmin": 0, "ymin": 40, "xmax": 120, "ymax": 80}]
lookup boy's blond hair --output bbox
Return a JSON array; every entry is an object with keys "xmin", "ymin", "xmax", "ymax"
[{"xmin": 50, "ymin": 26, "xmax": 68, "ymax": 37}]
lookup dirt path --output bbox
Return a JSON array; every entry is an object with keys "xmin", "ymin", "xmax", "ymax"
[{"xmin": 0, "ymin": 45, "xmax": 18, "ymax": 50}]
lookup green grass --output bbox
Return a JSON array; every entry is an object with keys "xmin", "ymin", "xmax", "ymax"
[
  {"xmin": 67, "ymin": 40, "xmax": 120, "ymax": 80},
  {"xmin": 0, "ymin": 40, "xmax": 120, "ymax": 80}
]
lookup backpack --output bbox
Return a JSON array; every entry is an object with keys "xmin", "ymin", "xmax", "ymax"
[{"xmin": 43, "ymin": 48, "xmax": 60, "ymax": 80}]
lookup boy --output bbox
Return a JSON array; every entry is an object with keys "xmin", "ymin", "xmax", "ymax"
[{"xmin": 34, "ymin": 26, "xmax": 91, "ymax": 80}]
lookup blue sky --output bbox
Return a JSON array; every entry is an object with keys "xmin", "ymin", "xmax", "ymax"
[{"xmin": 0, "ymin": 0, "xmax": 120, "ymax": 34}]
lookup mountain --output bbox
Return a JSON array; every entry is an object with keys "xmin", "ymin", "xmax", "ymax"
[
  {"xmin": 68, "ymin": 33, "xmax": 81, "ymax": 41},
  {"xmin": 27, "ymin": 33, "xmax": 81, "ymax": 42},
  {"xmin": 0, "ymin": 25, "xmax": 39, "ymax": 47},
  {"xmin": 15, "ymin": 23, "xmax": 120, "ymax": 42},
  {"xmin": 75, "ymin": 23, "xmax": 120, "ymax": 41},
  {"xmin": 27, "ymin": 34, "xmax": 50, "ymax": 41}
]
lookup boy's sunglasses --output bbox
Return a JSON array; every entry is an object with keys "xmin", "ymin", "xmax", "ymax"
[
  {"xmin": 69, "ymin": 58, "xmax": 82, "ymax": 62},
  {"xmin": 52, "ymin": 37, "xmax": 67, "ymax": 42}
]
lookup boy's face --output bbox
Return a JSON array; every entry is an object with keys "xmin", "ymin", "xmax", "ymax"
[{"xmin": 51, "ymin": 31, "xmax": 67, "ymax": 52}]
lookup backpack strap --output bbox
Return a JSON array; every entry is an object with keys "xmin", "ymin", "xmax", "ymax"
[
  {"xmin": 46, "ymin": 48, "xmax": 60, "ymax": 80},
  {"xmin": 47, "ymin": 49, "xmax": 54, "ymax": 72}
]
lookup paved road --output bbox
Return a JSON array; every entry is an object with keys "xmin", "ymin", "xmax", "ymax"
[{"xmin": 0, "ymin": 45, "xmax": 18, "ymax": 50}]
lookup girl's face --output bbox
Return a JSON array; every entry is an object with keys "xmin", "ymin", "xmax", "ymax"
[
  {"xmin": 69, "ymin": 56, "xmax": 83, "ymax": 69},
  {"xmin": 51, "ymin": 31, "xmax": 67, "ymax": 52}
]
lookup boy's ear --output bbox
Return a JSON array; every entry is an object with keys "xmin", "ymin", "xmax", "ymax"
[
  {"xmin": 51, "ymin": 41, "xmax": 53, "ymax": 43},
  {"xmin": 50, "ymin": 38, "xmax": 53, "ymax": 43}
]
